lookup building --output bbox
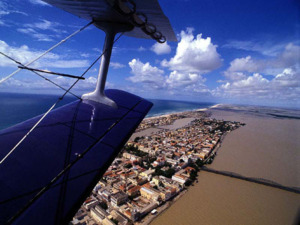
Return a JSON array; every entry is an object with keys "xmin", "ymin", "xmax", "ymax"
[
  {"xmin": 127, "ymin": 185, "xmax": 141, "ymax": 197},
  {"xmin": 102, "ymin": 218, "xmax": 115, "ymax": 225},
  {"xmin": 84, "ymin": 199, "xmax": 98, "ymax": 210},
  {"xmin": 90, "ymin": 205, "xmax": 108, "ymax": 223},
  {"xmin": 98, "ymin": 189, "xmax": 112, "ymax": 201},
  {"xmin": 172, "ymin": 174, "xmax": 189, "ymax": 186},
  {"xmin": 159, "ymin": 189, "xmax": 174, "ymax": 201},
  {"xmin": 139, "ymin": 169, "xmax": 155, "ymax": 180},
  {"xmin": 123, "ymin": 152, "xmax": 142, "ymax": 162},
  {"xmin": 140, "ymin": 187, "xmax": 160, "ymax": 202},
  {"xmin": 110, "ymin": 210, "xmax": 129, "ymax": 225},
  {"xmin": 90, "ymin": 208, "xmax": 105, "ymax": 223},
  {"xmin": 139, "ymin": 202, "xmax": 158, "ymax": 216},
  {"xmin": 111, "ymin": 191, "xmax": 128, "ymax": 207},
  {"xmin": 152, "ymin": 176, "xmax": 160, "ymax": 186}
]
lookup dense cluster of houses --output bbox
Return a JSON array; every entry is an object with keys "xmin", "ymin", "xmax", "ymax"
[{"xmin": 72, "ymin": 115, "xmax": 242, "ymax": 225}]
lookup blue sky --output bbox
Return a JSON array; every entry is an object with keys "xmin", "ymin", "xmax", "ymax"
[{"xmin": 0, "ymin": 0, "xmax": 299, "ymax": 107}]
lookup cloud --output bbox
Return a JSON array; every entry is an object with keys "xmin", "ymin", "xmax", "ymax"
[
  {"xmin": 275, "ymin": 43, "xmax": 300, "ymax": 69},
  {"xmin": 272, "ymin": 68, "xmax": 300, "ymax": 88},
  {"xmin": 166, "ymin": 71, "xmax": 206, "ymax": 88},
  {"xmin": 223, "ymin": 71, "xmax": 247, "ymax": 81},
  {"xmin": 128, "ymin": 59, "xmax": 165, "ymax": 88},
  {"xmin": 161, "ymin": 28, "xmax": 222, "ymax": 73},
  {"xmin": 17, "ymin": 19, "xmax": 66, "ymax": 41},
  {"xmin": 138, "ymin": 46, "xmax": 146, "ymax": 52},
  {"xmin": 0, "ymin": 40, "xmax": 89, "ymax": 69},
  {"xmin": 126, "ymin": 58, "xmax": 210, "ymax": 97},
  {"xmin": 0, "ymin": 1, "xmax": 28, "ymax": 17},
  {"xmin": 151, "ymin": 42, "xmax": 171, "ymax": 55},
  {"xmin": 223, "ymin": 40, "xmax": 288, "ymax": 56},
  {"xmin": 223, "ymin": 43, "xmax": 300, "ymax": 80},
  {"xmin": 0, "ymin": 75, "xmax": 111, "ymax": 92},
  {"xmin": 24, "ymin": 19, "xmax": 63, "ymax": 33},
  {"xmin": 213, "ymin": 68, "xmax": 300, "ymax": 103},
  {"xmin": 17, "ymin": 28, "xmax": 54, "ymax": 42},
  {"xmin": 226, "ymin": 56, "xmax": 262, "ymax": 74},
  {"xmin": 110, "ymin": 62, "xmax": 126, "ymax": 69},
  {"xmin": 28, "ymin": 0, "xmax": 50, "ymax": 6},
  {"xmin": 0, "ymin": 10, "xmax": 9, "ymax": 16}
]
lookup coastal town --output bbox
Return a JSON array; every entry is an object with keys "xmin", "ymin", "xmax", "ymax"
[{"xmin": 71, "ymin": 111, "xmax": 244, "ymax": 225}]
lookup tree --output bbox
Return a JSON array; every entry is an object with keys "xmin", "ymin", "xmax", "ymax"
[
  {"xmin": 164, "ymin": 168, "xmax": 175, "ymax": 178},
  {"xmin": 111, "ymin": 218, "xmax": 119, "ymax": 225},
  {"xmin": 99, "ymin": 201, "xmax": 108, "ymax": 210},
  {"xmin": 124, "ymin": 163, "xmax": 132, "ymax": 169},
  {"xmin": 190, "ymin": 170, "xmax": 197, "ymax": 181},
  {"xmin": 196, "ymin": 158, "xmax": 204, "ymax": 167},
  {"xmin": 134, "ymin": 137, "xmax": 140, "ymax": 143}
]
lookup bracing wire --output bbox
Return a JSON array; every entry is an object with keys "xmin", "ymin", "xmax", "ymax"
[
  {"xmin": 0, "ymin": 103, "xmax": 58, "ymax": 165},
  {"xmin": 0, "ymin": 52, "xmax": 81, "ymax": 99},
  {"xmin": 8, "ymin": 98, "xmax": 142, "ymax": 225},
  {"xmin": 0, "ymin": 32, "xmax": 124, "ymax": 166},
  {"xmin": 0, "ymin": 21, "xmax": 93, "ymax": 85}
]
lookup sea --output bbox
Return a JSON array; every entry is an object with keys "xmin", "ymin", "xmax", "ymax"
[{"xmin": 0, "ymin": 92, "xmax": 215, "ymax": 130}]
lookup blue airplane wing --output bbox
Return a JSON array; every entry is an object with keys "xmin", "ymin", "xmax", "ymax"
[{"xmin": 0, "ymin": 89, "xmax": 152, "ymax": 225}]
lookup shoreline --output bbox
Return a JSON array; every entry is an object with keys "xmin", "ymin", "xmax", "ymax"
[
  {"xmin": 150, "ymin": 105, "xmax": 300, "ymax": 225},
  {"xmin": 145, "ymin": 103, "xmax": 222, "ymax": 120},
  {"xmin": 136, "ymin": 189, "xmax": 188, "ymax": 225},
  {"xmin": 131, "ymin": 104, "xmax": 221, "ymax": 141},
  {"xmin": 129, "ymin": 104, "xmax": 238, "ymax": 225},
  {"xmin": 75, "ymin": 103, "xmax": 299, "ymax": 225}
]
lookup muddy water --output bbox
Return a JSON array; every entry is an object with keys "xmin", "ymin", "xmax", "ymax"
[{"xmin": 151, "ymin": 109, "xmax": 300, "ymax": 225}]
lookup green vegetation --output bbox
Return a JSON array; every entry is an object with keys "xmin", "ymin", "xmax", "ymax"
[
  {"xmin": 153, "ymin": 166, "xmax": 175, "ymax": 178},
  {"xmin": 189, "ymin": 169, "xmax": 197, "ymax": 181},
  {"xmin": 134, "ymin": 136, "xmax": 144, "ymax": 142},
  {"xmin": 124, "ymin": 163, "xmax": 132, "ymax": 169},
  {"xmin": 195, "ymin": 158, "xmax": 204, "ymax": 168},
  {"xmin": 124, "ymin": 144, "xmax": 148, "ymax": 157}
]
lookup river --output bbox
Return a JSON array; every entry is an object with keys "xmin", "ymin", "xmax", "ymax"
[{"xmin": 151, "ymin": 107, "xmax": 300, "ymax": 225}]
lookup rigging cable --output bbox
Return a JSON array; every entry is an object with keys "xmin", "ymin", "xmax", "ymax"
[
  {"xmin": 8, "ymin": 96, "xmax": 142, "ymax": 225},
  {"xmin": 0, "ymin": 52, "xmax": 81, "ymax": 99},
  {"xmin": 0, "ymin": 21, "xmax": 93, "ymax": 85},
  {"xmin": 0, "ymin": 32, "xmax": 125, "ymax": 166}
]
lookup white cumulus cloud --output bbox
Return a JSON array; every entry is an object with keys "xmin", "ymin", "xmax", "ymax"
[
  {"xmin": 127, "ymin": 59, "xmax": 165, "ymax": 88},
  {"xmin": 214, "ymin": 68, "xmax": 300, "ymax": 104},
  {"xmin": 224, "ymin": 43, "xmax": 300, "ymax": 80},
  {"xmin": 227, "ymin": 56, "xmax": 262, "ymax": 73},
  {"xmin": 166, "ymin": 71, "xmax": 206, "ymax": 89},
  {"xmin": 151, "ymin": 42, "xmax": 171, "ymax": 55},
  {"xmin": 161, "ymin": 28, "xmax": 222, "ymax": 73}
]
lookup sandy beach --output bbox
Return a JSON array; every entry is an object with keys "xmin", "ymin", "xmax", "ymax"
[{"xmin": 150, "ymin": 105, "xmax": 300, "ymax": 225}]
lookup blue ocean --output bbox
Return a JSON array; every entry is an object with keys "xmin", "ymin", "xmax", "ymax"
[{"xmin": 0, "ymin": 92, "xmax": 215, "ymax": 130}]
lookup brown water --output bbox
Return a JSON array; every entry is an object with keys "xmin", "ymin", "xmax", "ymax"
[{"xmin": 151, "ymin": 109, "xmax": 300, "ymax": 225}]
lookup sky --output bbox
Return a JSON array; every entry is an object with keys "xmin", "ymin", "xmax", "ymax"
[{"xmin": 0, "ymin": 0, "xmax": 299, "ymax": 108}]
